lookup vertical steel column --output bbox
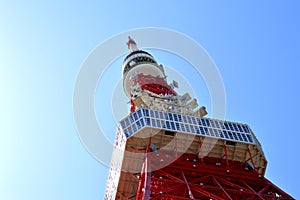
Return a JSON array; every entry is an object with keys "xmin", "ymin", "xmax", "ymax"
[{"xmin": 223, "ymin": 144, "xmax": 229, "ymax": 167}]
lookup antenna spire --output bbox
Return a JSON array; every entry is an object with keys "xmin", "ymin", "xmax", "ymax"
[{"xmin": 127, "ymin": 36, "xmax": 138, "ymax": 52}]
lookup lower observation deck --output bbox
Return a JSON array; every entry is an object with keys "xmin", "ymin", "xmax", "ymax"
[
  {"xmin": 121, "ymin": 108, "xmax": 261, "ymax": 148},
  {"xmin": 104, "ymin": 108, "xmax": 293, "ymax": 199},
  {"xmin": 119, "ymin": 108, "xmax": 266, "ymax": 173}
]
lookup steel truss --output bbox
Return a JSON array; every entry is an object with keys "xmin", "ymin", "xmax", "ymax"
[{"xmin": 135, "ymin": 151, "xmax": 294, "ymax": 200}]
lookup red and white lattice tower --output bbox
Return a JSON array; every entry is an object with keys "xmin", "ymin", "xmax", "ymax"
[{"xmin": 105, "ymin": 37, "xmax": 294, "ymax": 200}]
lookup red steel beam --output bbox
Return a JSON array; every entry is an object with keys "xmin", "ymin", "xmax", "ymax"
[
  {"xmin": 181, "ymin": 171, "xmax": 195, "ymax": 200},
  {"xmin": 248, "ymin": 148, "xmax": 257, "ymax": 172},
  {"xmin": 198, "ymin": 142, "xmax": 204, "ymax": 163},
  {"xmin": 223, "ymin": 144, "xmax": 229, "ymax": 167},
  {"xmin": 212, "ymin": 176, "xmax": 232, "ymax": 200}
]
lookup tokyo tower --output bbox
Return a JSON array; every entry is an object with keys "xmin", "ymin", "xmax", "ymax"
[{"xmin": 105, "ymin": 37, "xmax": 294, "ymax": 200}]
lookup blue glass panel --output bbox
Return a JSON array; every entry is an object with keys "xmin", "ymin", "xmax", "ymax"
[
  {"xmin": 136, "ymin": 109, "xmax": 142, "ymax": 118},
  {"xmin": 175, "ymin": 122, "xmax": 180, "ymax": 130},
  {"xmin": 149, "ymin": 110, "xmax": 154, "ymax": 117},
  {"xmin": 170, "ymin": 122, "xmax": 175, "ymax": 130},
  {"xmin": 237, "ymin": 132, "xmax": 243, "ymax": 141},
  {"xmin": 208, "ymin": 128, "xmax": 213, "ymax": 136},
  {"xmin": 246, "ymin": 135, "xmax": 253, "ymax": 143},
  {"xmin": 182, "ymin": 115, "xmax": 188, "ymax": 123},
  {"xmin": 125, "ymin": 117, "xmax": 129, "ymax": 125},
  {"xmin": 213, "ymin": 129, "xmax": 219, "ymax": 137},
  {"xmin": 173, "ymin": 114, "xmax": 178, "ymax": 121},
  {"xmin": 210, "ymin": 121, "xmax": 215, "ymax": 128},
  {"xmin": 220, "ymin": 132, "xmax": 224, "ymax": 138},
  {"xmin": 232, "ymin": 132, "xmax": 238, "ymax": 140},
  {"xmin": 133, "ymin": 112, "xmax": 138, "ymax": 121},
  {"xmin": 228, "ymin": 131, "xmax": 234, "ymax": 139},
  {"xmin": 191, "ymin": 117, "xmax": 197, "ymax": 125},
  {"xmin": 180, "ymin": 124, "xmax": 185, "ymax": 132},
  {"xmin": 159, "ymin": 111, "xmax": 164, "ymax": 119},
  {"xmin": 214, "ymin": 121, "xmax": 221, "ymax": 128},
  {"xmin": 154, "ymin": 110, "xmax": 159, "ymax": 118},
  {"xmin": 151, "ymin": 119, "xmax": 156, "ymax": 127},
  {"xmin": 156, "ymin": 120, "xmax": 161, "ymax": 128},
  {"xmin": 200, "ymin": 119, "xmax": 206, "ymax": 126},
  {"xmin": 199, "ymin": 127, "xmax": 207, "ymax": 135},
  {"xmin": 185, "ymin": 124, "xmax": 190, "ymax": 132},
  {"xmin": 136, "ymin": 119, "xmax": 142, "ymax": 128},
  {"xmin": 168, "ymin": 113, "xmax": 173, "ymax": 120},
  {"xmin": 187, "ymin": 116, "xmax": 192, "ymax": 124},
  {"xmin": 232, "ymin": 124, "xmax": 237, "ymax": 131},
  {"xmin": 143, "ymin": 109, "xmax": 149, "ymax": 117},
  {"xmin": 217, "ymin": 121, "xmax": 222, "ymax": 128},
  {"xmin": 166, "ymin": 121, "xmax": 171, "ymax": 130},
  {"xmin": 128, "ymin": 126, "xmax": 133, "ymax": 135},
  {"xmin": 190, "ymin": 125, "xmax": 195, "ymax": 133},
  {"xmin": 120, "ymin": 120, "xmax": 126, "ymax": 129},
  {"xmin": 245, "ymin": 126, "xmax": 250, "ymax": 133},
  {"xmin": 213, "ymin": 129, "xmax": 218, "ymax": 137},
  {"xmin": 140, "ymin": 119, "xmax": 145, "ymax": 127},
  {"xmin": 164, "ymin": 113, "xmax": 169, "ymax": 120},
  {"xmin": 223, "ymin": 131, "xmax": 229, "ymax": 139},
  {"xmin": 214, "ymin": 129, "xmax": 220, "ymax": 137},
  {"xmin": 224, "ymin": 122, "xmax": 230, "ymax": 130},
  {"xmin": 241, "ymin": 134, "xmax": 247, "ymax": 142},
  {"xmin": 129, "ymin": 115, "xmax": 135, "ymax": 123},
  {"xmin": 124, "ymin": 129, "xmax": 129, "ymax": 138},
  {"xmin": 145, "ymin": 117, "xmax": 150, "ymax": 125},
  {"xmin": 177, "ymin": 114, "xmax": 182, "ymax": 122},
  {"xmin": 204, "ymin": 127, "xmax": 208, "ymax": 135},
  {"xmin": 132, "ymin": 124, "xmax": 137, "ymax": 132},
  {"xmin": 205, "ymin": 119, "xmax": 210, "ymax": 126},
  {"xmin": 229, "ymin": 123, "xmax": 234, "ymax": 131},
  {"xmin": 237, "ymin": 124, "xmax": 243, "ymax": 132},
  {"xmin": 242, "ymin": 125, "xmax": 250, "ymax": 133},
  {"xmin": 162, "ymin": 121, "xmax": 166, "ymax": 129},
  {"xmin": 241, "ymin": 126, "xmax": 246, "ymax": 133}
]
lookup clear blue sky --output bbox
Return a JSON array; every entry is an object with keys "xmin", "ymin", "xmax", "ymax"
[{"xmin": 1, "ymin": 1, "xmax": 299, "ymax": 199}]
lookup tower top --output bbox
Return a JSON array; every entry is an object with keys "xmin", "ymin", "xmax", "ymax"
[
  {"xmin": 126, "ymin": 36, "xmax": 138, "ymax": 52},
  {"xmin": 122, "ymin": 38, "xmax": 165, "ymax": 98}
]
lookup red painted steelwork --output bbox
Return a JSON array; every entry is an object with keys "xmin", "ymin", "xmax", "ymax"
[
  {"xmin": 136, "ymin": 135, "xmax": 152, "ymax": 200},
  {"xmin": 132, "ymin": 74, "xmax": 176, "ymax": 95},
  {"xmin": 133, "ymin": 151, "xmax": 294, "ymax": 200},
  {"xmin": 130, "ymin": 97, "xmax": 136, "ymax": 113}
]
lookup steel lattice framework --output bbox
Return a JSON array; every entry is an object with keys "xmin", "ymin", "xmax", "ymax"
[
  {"xmin": 105, "ymin": 37, "xmax": 294, "ymax": 200},
  {"xmin": 136, "ymin": 149, "xmax": 293, "ymax": 200}
]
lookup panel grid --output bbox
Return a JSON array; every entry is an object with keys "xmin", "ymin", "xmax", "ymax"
[{"xmin": 120, "ymin": 108, "xmax": 257, "ymax": 145}]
